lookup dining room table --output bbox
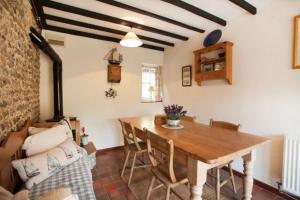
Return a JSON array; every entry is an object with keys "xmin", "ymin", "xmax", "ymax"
[{"xmin": 119, "ymin": 116, "xmax": 270, "ymax": 200}]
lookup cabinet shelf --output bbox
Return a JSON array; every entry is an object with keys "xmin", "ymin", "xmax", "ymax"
[
  {"xmin": 193, "ymin": 41, "xmax": 233, "ymax": 86},
  {"xmin": 200, "ymin": 57, "xmax": 225, "ymax": 65}
]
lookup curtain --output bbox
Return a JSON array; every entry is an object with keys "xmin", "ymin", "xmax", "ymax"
[
  {"xmin": 141, "ymin": 65, "xmax": 163, "ymax": 102},
  {"xmin": 154, "ymin": 66, "xmax": 163, "ymax": 102}
]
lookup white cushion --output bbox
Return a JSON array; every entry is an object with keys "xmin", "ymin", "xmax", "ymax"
[
  {"xmin": 28, "ymin": 127, "xmax": 49, "ymax": 136},
  {"xmin": 12, "ymin": 140, "xmax": 81, "ymax": 189},
  {"xmin": 30, "ymin": 118, "xmax": 72, "ymax": 138},
  {"xmin": 23, "ymin": 125, "xmax": 68, "ymax": 156},
  {"xmin": 56, "ymin": 119, "xmax": 73, "ymax": 139}
]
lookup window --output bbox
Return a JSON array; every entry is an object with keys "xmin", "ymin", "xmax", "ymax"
[{"xmin": 141, "ymin": 64, "xmax": 163, "ymax": 102}]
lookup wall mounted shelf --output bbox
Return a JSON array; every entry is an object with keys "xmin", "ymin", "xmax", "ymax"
[{"xmin": 193, "ymin": 41, "xmax": 233, "ymax": 86}]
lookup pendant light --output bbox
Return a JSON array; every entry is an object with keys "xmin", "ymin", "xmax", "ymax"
[{"xmin": 120, "ymin": 27, "xmax": 142, "ymax": 47}]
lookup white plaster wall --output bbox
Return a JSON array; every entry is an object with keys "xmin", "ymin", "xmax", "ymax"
[
  {"xmin": 40, "ymin": 31, "xmax": 164, "ymax": 149},
  {"xmin": 163, "ymin": 0, "xmax": 300, "ymax": 188},
  {"xmin": 40, "ymin": 52, "xmax": 54, "ymax": 120}
]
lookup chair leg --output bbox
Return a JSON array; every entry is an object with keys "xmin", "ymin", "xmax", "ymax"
[
  {"xmin": 165, "ymin": 186, "xmax": 171, "ymax": 200},
  {"xmin": 121, "ymin": 150, "xmax": 130, "ymax": 177},
  {"xmin": 146, "ymin": 176, "xmax": 156, "ymax": 200},
  {"xmin": 128, "ymin": 152, "xmax": 137, "ymax": 186},
  {"xmin": 210, "ymin": 168, "xmax": 215, "ymax": 186},
  {"xmin": 228, "ymin": 163, "xmax": 237, "ymax": 194},
  {"xmin": 216, "ymin": 168, "xmax": 220, "ymax": 200}
]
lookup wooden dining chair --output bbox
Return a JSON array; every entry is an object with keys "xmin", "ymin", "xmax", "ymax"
[
  {"xmin": 145, "ymin": 129, "xmax": 189, "ymax": 200},
  {"xmin": 209, "ymin": 119, "xmax": 240, "ymax": 200},
  {"xmin": 181, "ymin": 115, "xmax": 196, "ymax": 122},
  {"xmin": 118, "ymin": 120, "xmax": 150, "ymax": 186}
]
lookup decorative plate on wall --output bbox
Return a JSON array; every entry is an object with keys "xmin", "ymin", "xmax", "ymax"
[{"xmin": 203, "ymin": 29, "xmax": 222, "ymax": 47}]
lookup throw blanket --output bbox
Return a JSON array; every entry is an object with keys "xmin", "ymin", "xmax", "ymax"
[{"xmin": 29, "ymin": 149, "xmax": 96, "ymax": 200}]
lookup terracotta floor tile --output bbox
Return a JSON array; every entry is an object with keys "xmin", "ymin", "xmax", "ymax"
[
  {"xmin": 93, "ymin": 180, "xmax": 102, "ymax": 189},
  {"xmin": 252, "ymin": 189, "xmax": 277, "ymax": 200},
  {"xmin": 274, "ymin": 196, "xmax": 287, "ymax": 200},
  {"xmin": 114, "ymin": 180, "xmax": 128, "ymax": 190},
  {"xmin": 95, "ymin": 192, "xmax": 110, "ymax": 200},
  {"xmin": 94, "ymin": 187, "xmax": 106, "ymax": 196},
  {"xmin": 104, "ymin": 183, "xmax": 118, "ymax": 192},
  {"xmin": 109, "ymin": 189, "xmax": 122, "ymax": 198},
  {"xmin": 92, "ymin": 148, "xmax": 284, "ymax": 200},
  {"xmin": 98, "ymin": 177, "xmax": 114, "ymax": 186}
]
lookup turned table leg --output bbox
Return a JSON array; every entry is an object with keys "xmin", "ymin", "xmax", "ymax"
[
  {"xmin": 188, "ymin": 157, "xmax": 211, "ymax": 200},
  {"xmin": 242, "ymin": 150, "xmax": 256, "ymax": 200}
]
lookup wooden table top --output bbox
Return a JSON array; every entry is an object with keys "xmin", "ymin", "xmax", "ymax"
[{"xmin": 120, "ymin": 117, "xmax": 269, "ymax": 165}]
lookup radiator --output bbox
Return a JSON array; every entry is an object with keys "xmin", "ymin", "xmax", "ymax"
[{"xmin": 282, "ymin": 136, "xmax": 300, "ymax": 197}]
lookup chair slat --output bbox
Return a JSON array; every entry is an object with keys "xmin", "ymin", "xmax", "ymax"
[
  {"xmin": 145, "ymin": 128, "xmax": 189, "ymax": 200},
  {"xmin": 209, "ymin": 119, "xmax": 240, "ymax": 131},
  {"xmin": 209, "ymin": 119, "xmax": 239, "ymax": 200}
]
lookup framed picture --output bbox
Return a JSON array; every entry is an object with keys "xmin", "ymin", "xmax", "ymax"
[
  {"xmin": 214, "ymin": 62, "xmax": 225, "ymax": 71},
  {"xmin": 182, "ymin": 65, "xmax": 192, "ymax": 87},
  {"xmin": 201, "ymin": 63, "xmax": 214, "ymax": 72}
]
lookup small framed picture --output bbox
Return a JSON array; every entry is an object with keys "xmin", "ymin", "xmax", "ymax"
[
  {"xmin": 214, "ymin": 62, "xmax": 225, "ymax": 71},
  {"xmin": 182, "ymin": 65, "xmax": 192, "ymax": 87},
  {"xmin": 201, "ymin": 63, "xmax": 214, "ymax": 72}
]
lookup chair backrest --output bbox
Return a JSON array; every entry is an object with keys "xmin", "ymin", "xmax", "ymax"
[
  {"xmin": 145, "ymin": 129, "xmax": 177, "ymax": 183},
  {"xmin": 181, "ymin": 115, "xmax": 196, "ymax": 122},
  {"xmin": 118, "ymin": 119, "xmax": 142, "ymax": 151},
  {"xmin": 209, "ymin": 119, "xmax": 240, "ymax": 131}
]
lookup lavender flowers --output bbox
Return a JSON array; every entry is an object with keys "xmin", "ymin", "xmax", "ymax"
[{"xmin": 163, "ymin": 104, "xmax": 187, "ymax": 120}]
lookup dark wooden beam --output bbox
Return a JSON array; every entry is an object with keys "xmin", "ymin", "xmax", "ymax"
[
  {"xmin": 29, "ymin": 27, "xmax": 61, "ymax": 62},
  {"xmin": 29, "ymin": 0, "xmax": 46, "ymax": 28},
  {"xmin": 42, "ymin": 0, "xmax": 188, "ymax": 41},
  {"xmin": 228, "ymin": 0, "xmax": 257, "ymax": 15},
  {"xmin": 161, "ymin": 0, "xmax": 227, "ymax": 26},
  {"xmin": 96, "ymin": 0, "xmax": 204, "ymax": 33},
  {"xmin": 44, "ymin": 25, "xmax": 165, "ymax": 52},
  {"xmin": 45, "ymin": 14, "xmax": 174, "ymax": 47},
  {"xmin": 29, "ymin": 27, "xmax": 64, "ymax": 120}
]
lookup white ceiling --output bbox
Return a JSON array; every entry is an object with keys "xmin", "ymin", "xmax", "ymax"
[{"xmin": 42, "ymin": 0, "xmax": 273, "ymax": 50}]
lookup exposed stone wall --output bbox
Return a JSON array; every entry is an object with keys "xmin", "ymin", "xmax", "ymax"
[{"xmin": 0, "ymin": 0, "xmax": 40, "ymax": 141}]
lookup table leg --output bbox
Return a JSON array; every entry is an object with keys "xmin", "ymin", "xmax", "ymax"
[
  {"xmin": 242, "ymin": 150, "xmax": 256, "ymax": 200},
  {"xmin": 188, "ymin": 157, "xmax": 211, "ymax": 200}
]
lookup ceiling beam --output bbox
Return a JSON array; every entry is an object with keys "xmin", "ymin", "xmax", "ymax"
[
  {"xmin": 45, "ymin": 14, "xmax": 174, "ymax": 47},
  {"xmin": 161, "ymin": 0, "xmax": 226, "ymax": 26},
  {"xmin": 96, "ymin": 0, "xmax": 205, "ymax": 33},
  {"xmin": 44, "ymin": 25, "xmax": 165, "ymax": 52},
  {"xmin": 29, "ymin": 27, "xmax": 61, "ymax": 62},
  {"xmin": 29, "ymin": 0, "xmax": 46, "ymax": 28},
  {"xmin": 228, "ymin": 0, "xmax": 257, "ymax": 15},
  {"xmin": 42, "ymin": 0, "xmax": 189, "ymax": 41}
]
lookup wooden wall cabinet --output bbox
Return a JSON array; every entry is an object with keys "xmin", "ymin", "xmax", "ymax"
[
  {"xmin": 193, "ymin": 41, "xmax": 233, "ymax": 86},
  {"xmin": 70, "ymin": 120, "xmax": 81, "ymax": 145},
  {"xmin": 108, "ymin": 64, "xmax": 121, "ymax": 83}
]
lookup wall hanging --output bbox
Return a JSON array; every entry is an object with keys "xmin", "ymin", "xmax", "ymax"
[
  {"xmin": 103, "ymin": 48, "xmax": 123, "ymax": 98},
  {"xmin": 104, "ymin": 48, "xmax": 123, "ymax": 83},
  {"xmin": 105, "ymin": 87, "xmax": 117, "ymax": 99}
]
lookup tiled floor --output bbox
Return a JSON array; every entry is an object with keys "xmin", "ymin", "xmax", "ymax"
[{"xmin": 92, "ymin": 148, "xmax": 287, "ymax": 200}]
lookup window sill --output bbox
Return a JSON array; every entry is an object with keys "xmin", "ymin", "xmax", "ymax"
[{"xmin": 141, "ymin": 100, "xmax": 163, "ymax": 103}]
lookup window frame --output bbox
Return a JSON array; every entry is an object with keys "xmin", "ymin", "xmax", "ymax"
[{"xmin": 141, "ymin": 64, "xmax": 163, "ymax": 103}]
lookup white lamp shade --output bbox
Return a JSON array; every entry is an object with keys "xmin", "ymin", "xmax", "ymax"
[{"xmin": 120, "ymin": 31, "xmax": 143, "ymax": 47}]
